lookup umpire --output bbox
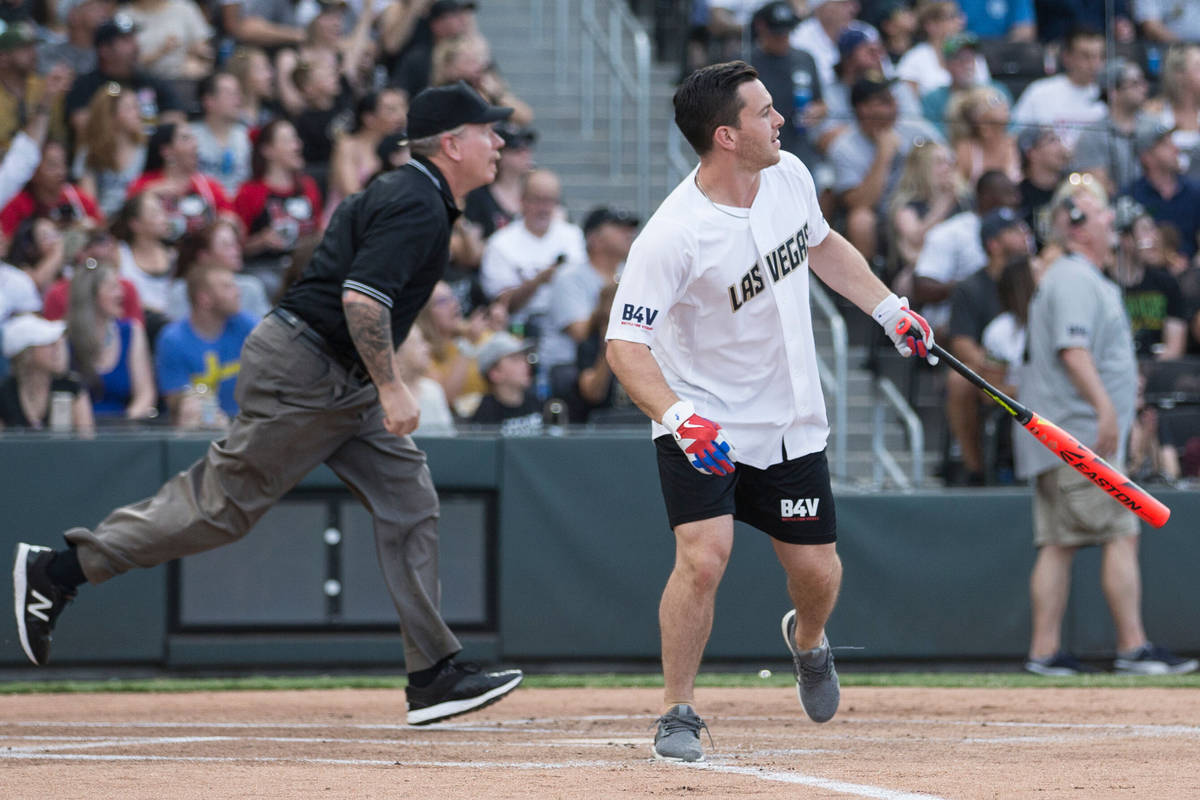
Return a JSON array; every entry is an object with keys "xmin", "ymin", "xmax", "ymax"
[{"xmin": 13, "ymin": 82, "xmax": 524, "ymax": 726}]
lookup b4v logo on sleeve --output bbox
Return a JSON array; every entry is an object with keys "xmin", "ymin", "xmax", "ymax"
[
  {"xmin": 620, "ymin": 304, "xmax": 659, "ymax": 329},
  {"xmin": 780, "ymin": 498, "xmax": 820, "ymax": 520}
]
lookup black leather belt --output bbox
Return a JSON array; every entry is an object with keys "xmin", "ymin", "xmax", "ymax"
[{"xmin": 269, "ymin": 307, "xmax": 363, "ymax": 377}]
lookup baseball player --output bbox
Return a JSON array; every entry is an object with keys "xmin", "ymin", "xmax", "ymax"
[
  {"xmin": 605, "ymin": 61, "xmax": 935, "ymax": 762},
  {"xmin": 13, "ymin": 82, "xmax": 523, "ymax": 725}
]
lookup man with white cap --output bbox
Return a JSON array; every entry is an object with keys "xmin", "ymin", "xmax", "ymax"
[
  {"xmin": 0, "ymin": 315, "xmax": 93, "ymax": 432},
  {"xmin": 13, "ymin": 82, "xmax": 525, "ymax": 727}
]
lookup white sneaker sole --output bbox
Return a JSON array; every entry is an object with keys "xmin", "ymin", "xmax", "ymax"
[
  {"xmin": 1114, "ymin": 659, "xmax": 1199, "ymax": 676},
  {"xmin": 406, "ymin": 671, "xmax": 523, "ymax": 725},
  {"xmin": 651, "ymin": 745, "xmax": 704, "ymax": 763},
  {"xmin": 1024, "ymin": 662, "xmax": 1080, "ymax": 677},
  {"xmin": 13, "ymin": 543, "xmax": 49, "ymax": 666}
]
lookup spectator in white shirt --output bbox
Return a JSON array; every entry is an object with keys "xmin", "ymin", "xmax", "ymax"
[
  {"xmin": 479, "ymin": 168, "xmax": 586, "ymax": 341},
  {"xmin": 790, "ymin": 0, "xmax": 860, "ymax": 95},
  {"xmin": 1011, "ymin": 27, "xmax": 1106, "ymax": 152},
  {"xmin": 896, "ymin": 1, "xmax": 991, "ymax": 97}
]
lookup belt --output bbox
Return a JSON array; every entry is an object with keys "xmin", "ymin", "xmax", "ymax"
[{"xmin": 269, "ymin": 307, "xmax": 364, "ymax": 377}]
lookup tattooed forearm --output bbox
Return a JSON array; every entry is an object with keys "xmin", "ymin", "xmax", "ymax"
[{"xmin": 343, "ymin": 291, "xmax": 396, "ymax": 385}]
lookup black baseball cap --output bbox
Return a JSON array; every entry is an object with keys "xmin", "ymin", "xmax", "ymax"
[
  {"xmin": 583, "ymin": 206, "xmax": 639, "ymax": 236},
  {"xmin": 752, "ymin": 1, "xmax": 801, "ymax": 33},
  {"xmin": 850, "ymin": 75, "xmax": 896, "ymax": 106},
  {"xmin": 979, "ymin": 207, "xmax": 1024, "ymax": 246},
  {"xmin": 94, "ymin": 12, "xmax": 138, "ymax": 47},
  {"xmin": 407, "ymin": 81, "xmax": 512, "ymax": 140},
  {"xmin": 429, "ymin": 0, "xmax": 477, "ymax": 20}
]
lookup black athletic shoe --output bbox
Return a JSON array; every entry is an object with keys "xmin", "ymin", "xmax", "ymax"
[
  {"xmin": 13, "ymin": 543, "xmax": 75, "ymax": 666},
  {"xmin": 405, "ymin": 661, "xmax": 523, "ymax": 725}
]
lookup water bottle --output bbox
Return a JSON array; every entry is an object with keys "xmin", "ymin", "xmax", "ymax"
[
  {"xmin": 792, "ymin": 70, "xmax": 813, "ymax": 137},
  {"xmin": 49, "ymin": 391, "xmax": 73, "ymax": 432},
  {"xmin": 1146, "ymin": 46, "xmax": 1161, "ymax": 79},
  {"xmin": 543, "ymin": 397, "xmax": 566, "ymax": 437},
  {"xmin": 193, "ymin": 382, "xmax": 219, "ymax": 428}
]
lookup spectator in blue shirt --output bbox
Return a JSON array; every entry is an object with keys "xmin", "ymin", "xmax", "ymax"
[
  {"xmin": 958, "ymin": 0, "xmax": 1035, "ymax": 41},
  {"xmin": 1125, "ymin": 118, "xmax": 1200, "ymax": 260},
  {"xmin": 155, "ymin": 263, "xmax": 256, "ymax": 428}
]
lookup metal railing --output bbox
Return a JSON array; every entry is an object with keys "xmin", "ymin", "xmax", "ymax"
[
  {"xmin": 809, "ymin": 281, "xmax": 847, "ymax": 482},
  {"xmin": 872, "ymin": 377, "xmax": 924, "ymax": 489},
  {"xmin": 543, "ymin": 0, "xmax": 652, "ymax": 219}
]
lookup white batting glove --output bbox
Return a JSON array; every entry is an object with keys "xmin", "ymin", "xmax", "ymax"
[{"xmin": 872, "ymin": 293, "xmax": 938, "ymax": 365}]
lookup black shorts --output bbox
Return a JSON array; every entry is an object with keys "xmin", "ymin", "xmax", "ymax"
[{"xmin": 654, "ymin": 435, "xmax": 837, "ymax": 545}]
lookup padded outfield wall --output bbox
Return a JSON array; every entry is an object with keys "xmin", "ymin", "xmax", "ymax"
[{"xmin": 1, "ymin": 434, "xmax": 1196, "ymax": 668}]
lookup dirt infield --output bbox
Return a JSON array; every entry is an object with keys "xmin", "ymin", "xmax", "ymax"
[{"xmin": 2, "ymin": 686, "xmax": 1198, "ymax": 799}]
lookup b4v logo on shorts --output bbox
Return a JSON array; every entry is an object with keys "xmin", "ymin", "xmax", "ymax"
[
  {"xmin": 620, "ymin": 304, "xmax": 659, "ymax": 329},
  {"xmin": 780, "ymin": 498, "xmax": 820, "ymax": 520}
]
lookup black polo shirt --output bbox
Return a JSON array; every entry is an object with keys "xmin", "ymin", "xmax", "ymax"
[{"xmin": 278, "ymin": 156, "xmax": 460, "ymax": 365}]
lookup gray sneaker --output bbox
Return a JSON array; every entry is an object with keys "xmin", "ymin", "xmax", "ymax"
[
  {"xmin": 652, "ymin": 703, "xmax": 709, "ymax": 762},
  {"xmin": 781, "ymin": 609, "xmax": 840, "ymax": 723}
]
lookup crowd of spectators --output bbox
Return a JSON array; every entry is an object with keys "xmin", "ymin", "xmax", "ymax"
[{"xmin": 1, "ymin": 0, "xmax": 1199, "ymax": 482}]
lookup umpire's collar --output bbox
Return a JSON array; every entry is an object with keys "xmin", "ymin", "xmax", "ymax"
[{"xmin": 408, "ymin": 156, "xmax": 461, "ymax": 222}]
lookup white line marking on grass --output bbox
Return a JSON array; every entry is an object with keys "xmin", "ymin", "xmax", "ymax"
[{"xmin": 691, "ymin": 763, "xmax": 950, "ymax": 800}]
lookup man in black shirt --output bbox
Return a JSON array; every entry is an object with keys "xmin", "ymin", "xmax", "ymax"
[
  {"xmin": 748, "ymin": 1, "xmax": 825, "ymax": 170},
  {"xmin": 14, "ymin": 82, "xmax": 524, "ymax": 726},
  {"xmin": 63, "ymin": 13, "xmax": 184, "ymax": 142},
  {"xmin": 470, "ymin": 331, "xmax": 542, "ymax": 436},
  {"xmin": 1017, "ymin": 126, "xmax": 1068, "ymax": 248},
  {"xmin": 946, "ymin": 207, "xmax": 1032, "ymax": 484}
]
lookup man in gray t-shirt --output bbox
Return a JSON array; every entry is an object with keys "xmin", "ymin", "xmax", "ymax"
[
  {"xmin": 1016, "ymin": 250, "xmax": 1137, "ymax": 480},
  {"xmin": 1018, "ymin": 184, "xmax": 1196, "ymax": 678},
  {"xmin": 829, "ymin": 76, "xmax": 942, "ymax": 263}
]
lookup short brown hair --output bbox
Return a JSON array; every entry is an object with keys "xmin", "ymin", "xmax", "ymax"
[{"xmin": 673, "ymin": 61, "xmax": 759, "ymax": 157}]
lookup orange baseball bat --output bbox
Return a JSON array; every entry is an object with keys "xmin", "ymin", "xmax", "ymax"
[{"xmin": 928, "ymin": 342, "xmax": 1170, "ymax": 528}]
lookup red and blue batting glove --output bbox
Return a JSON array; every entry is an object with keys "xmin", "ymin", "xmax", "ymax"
[
  {"xmin": 662, "ymin": 400, "xmax": 737, "ymax": 476},
  {"xmin": 872, "ymin": 294, "xmax": 939, "ymax": 365}
]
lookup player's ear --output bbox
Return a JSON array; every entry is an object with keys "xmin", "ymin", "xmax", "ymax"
[{"xmin": 712, "ymin": 124, "xmax": 736, "ymax": 152}]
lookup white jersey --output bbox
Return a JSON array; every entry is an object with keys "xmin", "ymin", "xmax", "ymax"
[{"xmin": 606, "ymin": 151, "xmax": 831, "ymax": 469}]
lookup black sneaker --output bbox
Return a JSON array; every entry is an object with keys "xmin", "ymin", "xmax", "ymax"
[
  {"xmin": 13, "ymin": 543, "xmax": 75, "ymax": 666},
  {"xmin": 405, "ymin": 661, "xmax": 523, "ymax": 725}
]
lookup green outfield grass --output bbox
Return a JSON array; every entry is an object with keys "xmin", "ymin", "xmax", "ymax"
[{"xmin": 1, "ymin": 671, "xmax": 1198, "ymax": 694}]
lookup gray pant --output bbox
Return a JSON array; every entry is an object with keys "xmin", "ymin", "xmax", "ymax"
[{"xmin": 65, "ymin": 313, "xmax": 461, "ymax": 671}]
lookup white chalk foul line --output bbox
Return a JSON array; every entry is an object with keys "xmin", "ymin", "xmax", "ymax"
[{"xmin": 688, "ymin": 762, "xmax": 950, "ymax": 800}]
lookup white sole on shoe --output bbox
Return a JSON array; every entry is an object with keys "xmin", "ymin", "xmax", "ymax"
[
  {"xmin": 1114, "ymin": 659, "xmax": 1198, "ymax": 676},
  {"xmin": 651, "ymin": 745, "xmax": 704, "ymax": 763},
  {"xmin": 13, "ymin": 543, "xmax": 50, "ymax": 666},
  {"xmin": 406, "ymin": 671, "xmax": 523, "ymax": 725},
  {"xmin": 1024, "ymin": 662, "xmax": 1079, "ymax": 677}
]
